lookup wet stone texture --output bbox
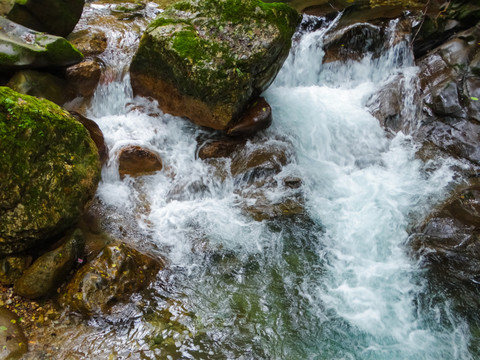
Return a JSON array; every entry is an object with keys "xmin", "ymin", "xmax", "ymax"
[
  {"xmin": 409, "ymin": 178, "xmax": 480, "ymax": 319},
  {"xmin": 60, "ymin": 242, "xmax": 163, "ymax": 316}
]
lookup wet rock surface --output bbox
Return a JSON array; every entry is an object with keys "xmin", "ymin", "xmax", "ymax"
[
  {"xmin": 226, "ymin": 97, "xmax": 273, "ymax": 137},
  {"xmin": 0, "ymin": 87, "xmax": 101, "ymax": 256},
  {"xmin": 118, "ymin": 145, "xmax": 163, "ymax": 178},
  {"xmin": 130, "ymin": 0, "xmax": 300, "ymax": 130},
  {"xmin": 409, "ymin": 178, "xmax": 480, "ymax": 319},
  {"xmin": 65, "ymin": 60, "xmax": 103, "ymax": 99},
  {"xmin": 198, "ymin": 134, "xmax": 304, "ymax": 221},
  {"xmin": 60, "ymin": 242, "xmax": 162, "ymax": 316}
]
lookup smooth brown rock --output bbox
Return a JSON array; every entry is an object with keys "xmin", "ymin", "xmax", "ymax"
[
  {"xmin": 226, "ymin": 98, "xmax": 273, "ymax": 137},
  {"xmin": 118, "ymin": 146, "xmax": 163, "ymax": 178},
  {"xmin": 65, "ymin": 60, "xmax": 102, "ymax": 98},
  {"xmin": 197, "ymin": 138, "xmax": 246, "ymax": 160}
]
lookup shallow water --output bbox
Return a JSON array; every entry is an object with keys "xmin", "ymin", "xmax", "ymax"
[{"xmin": 31, "ymin": 4, "xmax": 477, "ymax": 359}]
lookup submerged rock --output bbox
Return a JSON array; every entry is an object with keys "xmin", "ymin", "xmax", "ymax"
[
  {"xmin": 61, "ymin": 242, "xmax": 162, "ymax": 316},
  {"xmin": 2, "ymin": 0, "xmax": 85, "ymax": 37},
  {"xmin": 198, "ymin": 135, "xmax": 304, "ymax": 221},
  {"xmin": 0, "ymin": 307, "xmax": 27, "ymax": 360},
  {"xmin": 6, "ymin": 70, "xmax": 71, "ymax": 106},
  {"xmin": 0, "ymin": 87, "xmax": 101, "ymax": 256},
  {"xmin": 118, "ymin": 145, "xmax": 163, "ymax": 178},
  {"xmin": 0, "ymin": 17, "xmax": 83, "ymax": 70},
  {"xmin": 14, "ymin": 229, "xmax": 85, "ymax": 299},
  {"xmin": 130, "ymin": 0, "xmax": 300, "ymax": 130}
]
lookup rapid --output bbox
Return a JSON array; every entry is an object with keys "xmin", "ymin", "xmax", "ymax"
[{"xmin": 40, "ymin": 3, "xmax": 476, "ymax": 359}]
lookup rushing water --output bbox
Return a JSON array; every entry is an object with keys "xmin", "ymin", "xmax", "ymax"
[{"xmin": 42, "ymin": 4, "xmax": 476, "ymax": 359}]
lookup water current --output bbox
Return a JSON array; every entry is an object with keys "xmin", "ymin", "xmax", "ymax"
[{"xmin": 48, "ymin": 3, "xmax": 476, "ymax": 359}]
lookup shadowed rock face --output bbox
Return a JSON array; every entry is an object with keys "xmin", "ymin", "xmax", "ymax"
[
  {"xmin": 130, "ymin": 0, "xmax": 300, "ymax": 131},
  {"xmin": 0, "ymin": 87, "xmax": 101, "ymax": 256},
  {"xmin": 0, "ymin": 17, "xmax": 83, "ymax": 70},
  {"xmin": 3, "ymin": 0, "xmax": 85, "ymax": 37}
]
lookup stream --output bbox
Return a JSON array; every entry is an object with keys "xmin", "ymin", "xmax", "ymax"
[{"xmin": 31, "ymin": 2, "xmax": 477, "ymax": 359}]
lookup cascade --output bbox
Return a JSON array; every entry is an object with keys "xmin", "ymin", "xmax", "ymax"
[{"xmin": 31, "ymin": 5, "xmax": 475, "ymax": 359}]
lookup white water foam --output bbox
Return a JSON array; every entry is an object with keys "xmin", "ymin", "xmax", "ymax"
[
  {"xmin": 70, "ymin": 10, "xmax": 473, "ymax": 360},
  {"xmin": 264, "ymin": 16, "xmax": 470, "ymax": 359}
]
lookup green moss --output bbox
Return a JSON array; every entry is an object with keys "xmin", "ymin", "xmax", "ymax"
[
  {"xmin": 147, "ymin": 17, "xmax": 188, "ymax": 29},
  {"xmin": 45, "ymin": 38, "xmax": 83, "ymax": 64},
  {"xmin": 0, "ymin": 86, "xmax": 100, "ymax": 254}
]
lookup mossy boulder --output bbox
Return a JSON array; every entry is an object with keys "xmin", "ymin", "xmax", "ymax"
[
  {"xmin": 0, "ymin": 87, "xmax": 101, "ymax": 256},
  {"xmin": 2, "ymin": 0, "xmax": 85, "ymax": 37},
  {"xmin": 130, "ymin": 0, "xmax": 300, "ymax": 130},
  {"xmin": 0, "ymin": 17, "xmax": 83, "ymax": 70}
]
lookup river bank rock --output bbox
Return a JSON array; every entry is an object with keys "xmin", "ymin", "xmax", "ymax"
[
  {"xmin": 0, "ymin": 87, "xmax": 101, "ymax": 256},
  {"xmin": 60, "ymin": 242, "xmax": 162, "ymax": 316},
  {"xmin": 409, "ymin": 178, "xmax": 480, "ymax": 294},
  {"xmin": 130, "ymin": 0, "xmax": 300, "ymax": 131},
  {"xmin": 2, "ymin": 0, "xmax": 85, "ymax": 37},
  {"xmin": 368, "ymin": 25, "xmax": 480, "ymax": 168},
  {"xmin": 118, "ymin": 145, "xmax": 163, "ymax": 178},
  {"xmin": 0, "ymin": 307, "xmax": 27, "ymax": 360},
  {"xmin": 14, "ymin": 229, "xmax": 85, "ymax": 299},
  {"xmin": 0, "ymin": 18, "xmax": 83, "ymax": 70}
]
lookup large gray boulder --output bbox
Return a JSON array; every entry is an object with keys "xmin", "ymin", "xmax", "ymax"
[{"xmin": 130, "ymin": 0, "xmax": 300, "ymax": 131}]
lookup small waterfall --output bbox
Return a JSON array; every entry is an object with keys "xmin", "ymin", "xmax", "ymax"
[{"xmin": 37, "ymin": 7, "xmax": 475, "ymax": 360}]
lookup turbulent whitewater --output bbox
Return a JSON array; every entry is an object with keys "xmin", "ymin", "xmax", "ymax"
[{"xmin": 45, "ymin": 7, "xmax": 475, "ymax": 360}]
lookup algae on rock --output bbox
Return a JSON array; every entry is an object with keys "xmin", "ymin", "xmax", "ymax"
[
  {"xmin": 130, "ymin": 0, "xmax": 301, "ymax": 130},
  {"xmin": 0, "ymin": 87, "xmax": 101, "ymax": 256}
]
